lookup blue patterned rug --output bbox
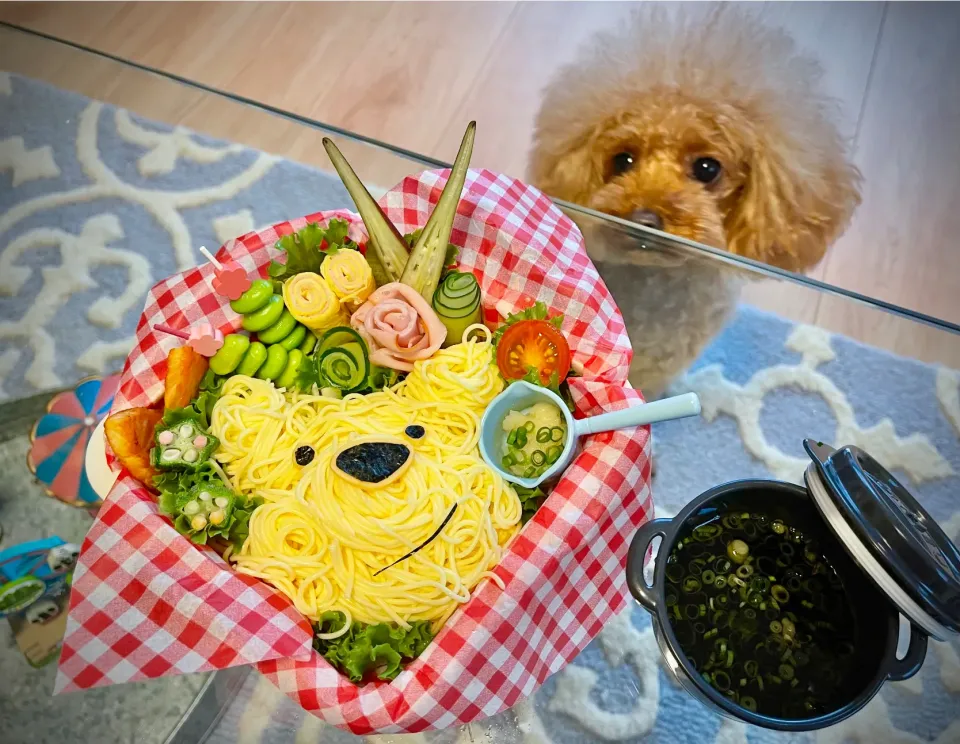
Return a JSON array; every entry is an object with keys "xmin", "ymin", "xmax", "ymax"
[{"xmin": 3, "ymin": 74, "xmax": 960, "ymax": 744}]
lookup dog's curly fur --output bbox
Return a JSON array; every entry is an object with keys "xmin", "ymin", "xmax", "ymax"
[{"xmin": 528, "ymin": 5, "xmax": 862, "ymax": 396}]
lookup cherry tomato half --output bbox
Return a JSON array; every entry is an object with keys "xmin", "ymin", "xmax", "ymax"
[{"xmin": 496, "ymin": 320, "xmax": 571, "ymax": 386}]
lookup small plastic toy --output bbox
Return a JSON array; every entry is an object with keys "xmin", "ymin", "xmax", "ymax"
[
  {"xmin": 200, "ymin": 245, "xmax": 251, "ymax": 300},
  {"xmin": 28, "ymin": 373, "xmax": 120, "ymax": 507}
]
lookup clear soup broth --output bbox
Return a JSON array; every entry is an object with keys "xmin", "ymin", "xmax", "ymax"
[{"xmin": 665, "ymin": 504, "xmax": 858, "ymax": 719}]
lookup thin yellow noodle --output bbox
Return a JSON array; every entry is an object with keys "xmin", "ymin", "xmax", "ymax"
[{"xmin": 211, "ymin": 333, "xmax": 521, "ymax": 634}]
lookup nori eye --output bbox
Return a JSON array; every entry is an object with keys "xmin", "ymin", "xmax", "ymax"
[
  {"xmin": 295, "ymin": 446, "xmax": 315, "ymax": 466},
  {"xmin": 335, "ymin": 442, "xmax": 410, "ymax": 483},
  {"xmin": 404, "ymin": 425, "xmax": 425, "ymax": 439}
]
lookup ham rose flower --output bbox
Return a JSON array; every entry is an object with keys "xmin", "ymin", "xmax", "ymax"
[{"xmin": 350, "ymin": 283, "xmax": 447, "ymax": 371}]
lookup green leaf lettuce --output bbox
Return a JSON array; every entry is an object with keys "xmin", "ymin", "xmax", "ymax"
[{"xmin": 313, "ymin": 611, "xmax": 435, "ymax": 683}]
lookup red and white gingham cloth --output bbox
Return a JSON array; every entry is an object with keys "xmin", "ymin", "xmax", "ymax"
[{"xmin": 56, "ymin": 170, "xmax": 652, "ymax": 734}]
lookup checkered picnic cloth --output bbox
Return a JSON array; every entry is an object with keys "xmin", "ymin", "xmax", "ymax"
[{"xmin": 56, "ymin": 169, "xmax": 653, "ymax": 734}]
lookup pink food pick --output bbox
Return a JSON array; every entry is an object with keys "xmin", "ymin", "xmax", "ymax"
[
  {"xmin": 200, "ymin": 245, "xmax": 251, "ymax": 300},
  {"xmin": 187, "ymin": 323, "xmax": 225, "ymax": 357}
]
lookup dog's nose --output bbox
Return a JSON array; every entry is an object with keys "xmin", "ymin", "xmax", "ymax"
[{"xmin": 630, "ymin": 209, "xmax": 664, "ymax": 231}]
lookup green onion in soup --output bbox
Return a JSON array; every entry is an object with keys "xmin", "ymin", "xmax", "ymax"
[{"xmin": 665, "ymin": 507, "xmax": 857, "ymax": 719}]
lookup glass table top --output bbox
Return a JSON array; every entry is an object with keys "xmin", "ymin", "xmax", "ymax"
[{"xmin": 1, "ymin": 21, "xmax": 958, "ymax": 744}]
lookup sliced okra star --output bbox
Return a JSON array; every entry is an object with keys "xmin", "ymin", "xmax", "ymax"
[
  {"xmin": 174, "ymin": 483, "xmax": 236, "ymax": 538},
  {"xmin": 153, "ymin": 418, "xmax": 219, "ymax": 471}
]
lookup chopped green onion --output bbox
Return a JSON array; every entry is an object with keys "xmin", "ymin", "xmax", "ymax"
[
  {"xmin": 682, "ymin": 577, "xmax": 702, "ymax": 593},
  {"xmin": 713, "ymin": 671, "xmax": 731, "ymax": 691},
  {"xmin": 771, "ymin": 584, "xmax": 790, "ymax": 604},
  {"xmin": 769, "ymin": 620, "xmax": 783, "ymax": 634},
  {"xmin": 744, "ymin": 660, "xmax": 759, "ymax": 678},
  {"xmin": 536, "ymin": 427, "xmax": 551, "ymax": 443},
  {"xmin": 721, "ymin": 514, "xmax": 743, "ymax": 530},
  {"xmin": 781, "ymin": 617, "xmax": 796, "ymax": 643},
  {"xmin": 714, "ymin": 558, "xmax": 732, "ymax": 573},
  {"xmin": 546, "ymin": 445, "xmax": 563, "ymax": 463},
  {"xmin": 523, "ymin": 466, "xmax": 536, "ymax": 479},
  {"xmin": 550, "ymin": 427, "xmax": 564, "ymax": 442},
  {"xmin": 513, "ymin": 450, "xmax": 527, "ymax": 464},
  {"xmin": 714, "ymin": 575, "xmax": 727, "ymax": 589},
  {"xmin": 741, "ymin": 696, "xmax": 758, "ymax": 712},
  {"xmin": 524, "ymin": 421, "xmax": 535, "ymax": 432},
  {"xmin": 515, "ymin": 429, "xmax": 528, "ymax": 448},
  {"xmin": 531, "ymin": 450, "xmax": 546, "ymax": 466},
  {"xmin": 502, "ymin": 454, "xmax": 516, "ymax": 468},
  {"xmin": 771, "ymin": 519, "xmax": 786, "ymax": 535},
  {"xmin": 507, "ymin": 430, "xmax": 518, "ymax": 447},
  {"xmin": 693, "ymin": 524, "xmax": 723, "ymax": 541},
  {"xmin": 778, "ymin": 664, "xmax": 795, "ymax": 681},
  {"xmin": 727, "ymin": 539, "xmax": 749, "ymax": 564}
]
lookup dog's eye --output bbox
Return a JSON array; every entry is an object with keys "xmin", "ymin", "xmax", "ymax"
[
  {"xmin": 610, "ymin": 152, "xmax": 635, "ymax": 176},
  {"xmin": 692, "ymin": 157, "xmax": 723, "ymax": 184}
]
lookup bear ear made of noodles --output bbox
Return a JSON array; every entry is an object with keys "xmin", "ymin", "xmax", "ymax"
[
  {"xmin": 104, "ymin": 407, "xmax": 164, "ymax": 489},
  {"xmin": 165, "ymin": 346, "xmax": 209, "ymax": 411}
]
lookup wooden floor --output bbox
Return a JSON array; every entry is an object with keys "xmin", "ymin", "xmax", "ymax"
[{"xmin": 2, "ymin": 1, "xmax": 959, "ymax": 367}]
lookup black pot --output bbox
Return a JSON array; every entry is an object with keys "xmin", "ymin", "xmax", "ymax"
[{"xmin": 626, "ymin": 479, "xmax": 929, "ymax": 731}]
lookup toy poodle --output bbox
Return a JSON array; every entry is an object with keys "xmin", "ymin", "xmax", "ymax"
[{"xmin": 528, "ymin": 4, "xmax": 862, "ymax": 397}]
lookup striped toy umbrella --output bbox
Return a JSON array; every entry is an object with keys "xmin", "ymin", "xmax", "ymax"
[{"xmin": 28, "ymin": 374, "xmax": 120, "ymax": 508}]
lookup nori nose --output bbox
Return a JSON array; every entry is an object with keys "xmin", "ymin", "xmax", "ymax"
[{"xmin": 334, "ymin": 442, "xmax": 411, "ymax": 485}]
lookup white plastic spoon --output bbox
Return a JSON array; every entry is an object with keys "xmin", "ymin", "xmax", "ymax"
[{"xmin": 480, "ymin": 381, "xmax": 701, "ymax": 489}]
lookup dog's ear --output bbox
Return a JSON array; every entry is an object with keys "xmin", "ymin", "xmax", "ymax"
[
  {"xmin": 527, "ymin": 133, "xmax": 602, "ymax": 205},
  {"xmin": 725, "ymin": 134, "xmax": 862, "ymax": 272}
]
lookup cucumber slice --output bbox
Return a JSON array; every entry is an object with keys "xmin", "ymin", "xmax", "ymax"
[
  {"xmin": 316, "ymin": 326, "xmax": 364, "ymax": 357},
  {"xmin": 432, "ymin": 270, "xmax": 482, "ymax": 346},
  {"xmin": 317, "ymin": 343, "xmax": 369, "ymax": 393}
]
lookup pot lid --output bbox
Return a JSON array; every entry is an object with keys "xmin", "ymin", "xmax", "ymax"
[{"xmin": 803, "ymin": 439, "xmax": 960, "ymax": 640}]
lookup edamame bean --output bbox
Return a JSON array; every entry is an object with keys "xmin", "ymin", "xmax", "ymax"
[
  {"xmin": 236, "ymin": 342, "xmax": 268, "ymax": 376},
  {"xmin": 229, "ymin": 279, "xmax": 273, "ymax": 314},
  {"xmin": 275, "ymin": 349, "xmax": 304, "ymax": 389},
  {"xmin": 278, "ymin": 323, "xmax": 307, "ymax": 351},
  {"xmin": 209, "ymin": 333, "xmax": 251, "ymax": 376},
  {"xmin": 242, "ymin": 294, "xmax": 285, "ymax": 332},
  {"xmin": 255, "ymin": 343, "xmax": 288, "ymax": 381},
  {"xmin": 257, "ymin": 308, "xmax": 298, "ymax": 344},
  {"xmin": 299, "ymin": 331, "xmax": 317, "ymax": 355}
]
